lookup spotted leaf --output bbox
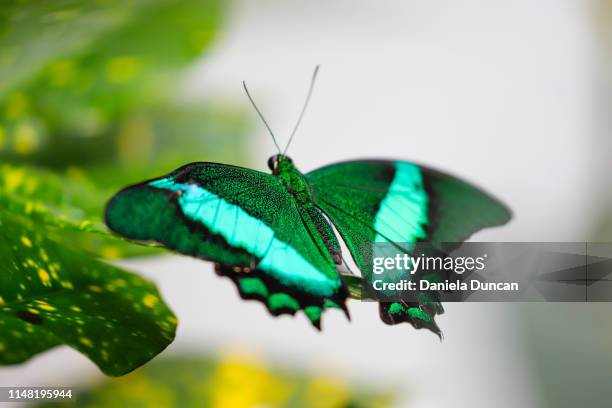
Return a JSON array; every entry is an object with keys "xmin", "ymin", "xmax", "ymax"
[
  {"xmin": 0, "ymin": 211, "xmax": 176, "ymax": 376},
  {"xmin": 0, "ymin": 163, "xmax": 164, "ymax": 259}
]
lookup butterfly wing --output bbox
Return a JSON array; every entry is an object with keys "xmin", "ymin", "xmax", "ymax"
[
  {"xmin": 105, "ymin": 162, "xmax": 348, "ymax": 329},
  {"xmin": 307, "ymin": 160, "xmax": 511, "ymax": 334}
]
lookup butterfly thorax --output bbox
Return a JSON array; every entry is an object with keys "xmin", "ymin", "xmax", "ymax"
[
  {"xmin": 268, "ymin": 154, "xmax": 343, "ymax": 265},
  {"xmin": 270, "ymin": 155, "xmax": 314, "ymax": 207}
]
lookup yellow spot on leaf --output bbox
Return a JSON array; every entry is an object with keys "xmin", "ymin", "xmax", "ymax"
[
  {"xmin": 4, "ymin": 168, "xmax": 25, "ymax": 193},
  {"xmin": 13, "ymin": 123, "xmax": 39, "ymax": 156},
  {"xmin": 0, "ymin": 296, "xmax": 4, "ymax": 305},
  {"xmin": 142, "ymin": 294, "xmax": 158, "ymax": 308},
  {"xmin": 61, "ymin": 281, "xmax": 74, "ymax": 289},
  {"xmin": 27, "ymin": 308, "xmax": 39, "ymax": 315},
  {"xmin": 65, "ymin": 166, "xmax": 86, "ymax": 181},
  {"xmin": 79, "ymin": 337, "xmax": 93, "ymax": 347},
  {"xmin": 78, "ymin": 220, "xmax": 92, "ymax": 230},
  {"xmin": 70, "ymin": 306, "xmax": 82, "ymax": 312},
  {"xmin": 33, "ymin": 201, "xmax": 47, "ymax": 213},
  {"xmin": 38, "ymin": 303, "xmax": 56, "ymax": 312},
  {"xmin": 20, "ymin": 236, "xmax": 32, "ymax": 248},
  {"xmin": 105, "ymin": 56, "xmax": 141, "ymax": 84},
  {"xmin": 25, "ymin": 201, "xmax": 34, "ymax": 214},
  {"xmin": 38, "ymin": 269, "xmax": 51, "ymax": 286},
  {"xmin": 101, "ymin": 246, "xmax": 121, "ymax": 259},
  {"xmin": 88, "ymin": 285, "xmax": 102, "ymax": 293},
  {"xmin": 113, "ymin": 279, "xmax": 127, "ymax": 288},
  {"xmin": 0, "ymin": 343, "xmax": 4, "ymax": 352}
]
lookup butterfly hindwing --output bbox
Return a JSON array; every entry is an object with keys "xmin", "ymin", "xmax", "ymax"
[
  {"xmin": 307, "ymin": 160, "xmax": 511, "ymax": 335},
  {"xmin": 105, "ymin": 162, "xmax": 348, "ymax": 328}
]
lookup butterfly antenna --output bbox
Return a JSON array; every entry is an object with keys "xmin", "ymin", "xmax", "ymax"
[
  {"xmin": 283, "ymin": 65, "xmax": 320, "ymax": 155},
  {"xmin": 242, "ymin": 80, "xmax": 282, "ymax": 154}
]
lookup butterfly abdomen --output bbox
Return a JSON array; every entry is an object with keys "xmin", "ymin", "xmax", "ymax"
[{"xmin": 303, "ymin": 206, "xmax": 342, "ymax": 265}]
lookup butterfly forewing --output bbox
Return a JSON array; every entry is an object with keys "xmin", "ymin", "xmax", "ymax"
[{"xmin": 105, "ymin": 162, "xmax": 348, "ymax": 328}]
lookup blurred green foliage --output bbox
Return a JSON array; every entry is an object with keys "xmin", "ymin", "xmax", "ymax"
[
  {"xmin": 0, "ymin": 0, "xmax": 249, "ymax": 258},
  {"xmin": 0, "ymin": 0, "xmax": 230, "ymax": 168},
  {"xmin": 36, "ymin": 352, "xmax": 395, "ymax": 407},
  {"xmin": 0, "ymin": 0, "xmax": 249, "ymax": 375}
]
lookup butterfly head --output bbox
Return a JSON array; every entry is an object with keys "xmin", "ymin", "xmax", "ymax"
[{"xmin": 267, "ymin": 154, "xmax": 294, "ymax": 175}]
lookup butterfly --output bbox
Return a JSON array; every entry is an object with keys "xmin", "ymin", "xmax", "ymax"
[{"xmin": 104, "ymin": 67, "xmax": 511, "ymax": 336}]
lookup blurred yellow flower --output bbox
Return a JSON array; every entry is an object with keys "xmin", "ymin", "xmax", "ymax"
[
  {"xmin": 210, "ymin": 351, "xmax": 292, "ymax": 408},
  {"xmin": 99, "ymin": 371, "xmax": 175, "ymax": 408},
  {"xmin": 305, "ymin": 377, "xmax": 350, "ymax": 408}
]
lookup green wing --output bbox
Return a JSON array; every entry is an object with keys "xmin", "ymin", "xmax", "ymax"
[
  {"xmin": 308, "ymin": 160, "xmax": 511, "ymax": 335},
  {"xmin": 105, "ymin": 162, "xmax": 348, "ymax": 329}
]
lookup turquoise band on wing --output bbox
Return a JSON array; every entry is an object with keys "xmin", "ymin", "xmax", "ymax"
[
  {"xmin": 373, "ymin": 162, "xmax": 428, "ymax": 245},
  {"xmin": 149, "ymin": 177, "xmax": 340, "ymax": 297}
]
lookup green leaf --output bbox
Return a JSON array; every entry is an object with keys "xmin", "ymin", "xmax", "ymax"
[
  {"xmin": 0, "ymin": 163, "xmax": 108, "ymax": 233},
  {"xmin": 0, "ymin": 211, "xmax": 177, "ymax": 376},
  {"xmin": 0, "ymin": 163, "xmax": 162, "ymax": 258}
]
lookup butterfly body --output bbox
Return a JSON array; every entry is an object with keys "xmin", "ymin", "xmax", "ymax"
[{"xmin": 269, "ymin": 154, "xmax": 343, "ymax": 265}]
